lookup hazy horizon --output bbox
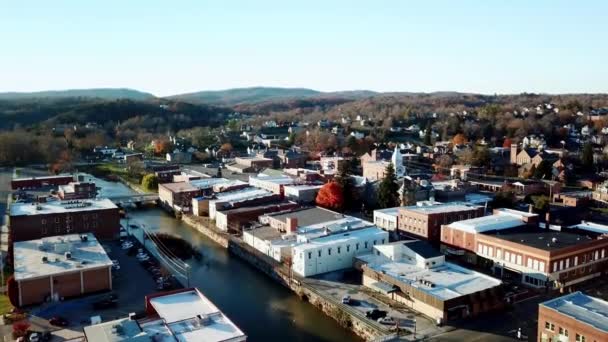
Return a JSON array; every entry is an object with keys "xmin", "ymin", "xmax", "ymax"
[{"xmin": 1, "ymin": 1, "xmax": 607, "ymax": 96}]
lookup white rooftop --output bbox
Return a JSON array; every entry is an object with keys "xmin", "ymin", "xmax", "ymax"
[
  {"xmin": 402, "ymin": 203, "xmax": 480, "ymax": 215},
  {"xmin": 13, "ymin": 233, "xmax": 112, "ymax": 281},
  {"xmin": 494, "ymin": 208, "xmax": 539, "ymax": 218},
  {"xmin": 214, "ymin": 187, "xmax": 272, "ymax": 203},
  {"xmin": 297, "ymin": 217, "xmax": 375, "ymax": 239},
  {"xmin": 448, "ymin": 214, "xmax": 524, "ymax": 234},
  {"xmin": 148, "ymin": 289, "xmax": 246, "ymax": 342},
  {"xmin": 10, "ymin": 198, "xmax": 117, "ymax": 216},
  {"xmin": 294, "ymin": 226, "xmax": 388, "ymax": 252},
  {"xmin": 541, "ymin": 292, "xmax": 608, "ymax": 333},
  {"xmin": 250, "ymin": 175, "xmax": 295, "ymax": 185},
  {"xmin": 569, "ymin": 221, "xmax": 608, "ymax": 234},
  {"xmin": 359, "ymin": 252, "xmax": 501, "ymax": 301},
  {"xmin": 283, "ymin": 184, "xmax": 323, "ymax": 191},
  {"xmin": 189, "ymin": 178, "xmax": 230, "ymax": 189}
]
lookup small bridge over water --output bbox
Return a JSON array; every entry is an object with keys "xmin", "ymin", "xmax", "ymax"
[{"xmin": 108, "ymin": 193, "xmax": 159, "ymax": 205}]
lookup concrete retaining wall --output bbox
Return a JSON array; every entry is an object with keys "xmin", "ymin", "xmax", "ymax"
[{"xmin": 181, "ymin": 214, "xmax": 386, "ymax": 341}]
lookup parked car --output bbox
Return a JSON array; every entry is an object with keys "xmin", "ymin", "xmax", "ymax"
[
  {"xmin": 341, "ymin": 295, "xmax": 351, "ymax": 304},
  {"xmin": 377, "ymin": 317, "xmax": 396, "ymax": 325},
  {"xmin": 92, "ymin": 294, "xmax": 118, "ymax": 310},
  {"xmin": 366, "ymin": 309, "xmax": 387, "ymax": 320},
  {"xmin": 49, "ymin": 316, "xmax": 69, "ymax": 327}
]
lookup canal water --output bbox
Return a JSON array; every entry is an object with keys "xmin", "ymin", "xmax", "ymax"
[{"xmin": 94, "ymin": 173, "xmax": 361, "ymax": 342}]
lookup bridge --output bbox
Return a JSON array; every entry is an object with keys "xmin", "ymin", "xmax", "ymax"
[{"xmin": 108, "ymin": 193, "xmax": 159, "ymax": 205}]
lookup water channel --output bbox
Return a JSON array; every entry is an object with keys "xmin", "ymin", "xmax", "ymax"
[{"xmin": 95, "ymin": 175, "xmax": 360, "ymax": 342}]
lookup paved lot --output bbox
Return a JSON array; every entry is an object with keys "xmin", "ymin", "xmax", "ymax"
[
  {"xmin": 305, "ymin": 271, "xmax": 448, "ymax": 340},
  {"xmin": 22, "ymin": 240, "xmax": 163, "ymax": 340}
]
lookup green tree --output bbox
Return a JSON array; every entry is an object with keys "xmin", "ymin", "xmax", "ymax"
[
  {"xmin": 582, "ymin": 143, "xmax": 594, "ymax": 169},
  {"xmin": 472, "ymin": 147, "xmax": 491, "ymax": 167},
  {"xmin": 141, "ymin": 173, "xmax": 159, "ymax": 192},
  {"xmin": 423, "ymin": 122, "xmax": 432, "ymax": 146},
  {"xmin": 377, "ymin": 163, "xmax": 400, "ymax": 208},
  {"xmin": 335, "ymin": 162, "xmax": 354, "ymax": 210},
  {"xmin": 532, "ymin": 195, "xmax": 550, "ymax": 212},
  {"xmin": 534, "ymin": 160, "xmax": 553, "ymax": 180},
  {"xmin": 493, "ymin": 190, "xmax": 516, "ymax": 209},
  {"xmin": 400, "ymin": 179, "xmax": 417, "ymax": 206}
]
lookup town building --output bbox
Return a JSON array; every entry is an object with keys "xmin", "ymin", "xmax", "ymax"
[
  {"xmin": 206, "ymin": 187, "xmax": 278, "ymax": 220},
  {"xmin": 166, "ymin": 150, "xmax": 192, "ymax": 164},
  {"xmin": 553, "ymin": 191, "xmax": 593, "ymax": 208},
  {"xmin": 57, "ymin": 182, "xmax": 97, "ymax": 200},
  {"xmin": 440, "ymin": 209, "xmax": 538, "ymax": 263},
  {"xmin": 158, "ymin": 178, "xmax": 229, "ymax": 213},
  {"xmin": 449, "ymin": 218, "xmax": 608, "ymax": 288},
  {"xmin": 13, "ymin": 233, "xmax": 113, "ymax": 307},
  {"xmin": 283, "ymin": 184, "xmax": 322, "ymax": 203},
  {"xmin": 362, "ymin": 148, "xmax": 406, "ymax": 181},
  {"xmin": 398, "ymin": 203, "xmax": 484, "ymax": 242},
  {"xmin": 292, "ymin": 224, "xmax": 388, "ymax": 277},
  {"xmin": 215, "ymin": 202, "xmax": 299, "ymax": 232},
  {"xmin": 355, "ymin": 240, "xmax": 503, "ymax": 323},
  {"xmin": 123, "ymin": 153, "xmax": 143, "ymax": 164},
  {"xmin": 83, "ymin": 288, "xmax": 246, "ymax": 342},
  {"xmin": 227, "ymin": 156, "xmax": 274, "ymax": 173},
  {"xmin": 9, "ymin": 198, "xmax": 120, "ymax": 241},
  {"xmin": 538, "ymin": 292, "xmax": 608, "ymax": 342},
  {"xmin": 11, "ymin": 175, "xmax": 74, "ymax": 190},
  {"xmin": 248, "ymin": 175, "xmax": 295, "ymax": 194}
]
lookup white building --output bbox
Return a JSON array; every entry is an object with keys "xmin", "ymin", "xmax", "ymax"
[
  {"xmin": 248, "ymin": 175, "xmax": 295, "ymax": 194},
  {"xmin": 292, "ymin": 225, "xmax": 388, "ymax": 277},
  {"xmin": 208, "ymin": 187, "xmax": 275, "ymax": 220},
  {"xmin": 83, "ymin": 288, "xmax": 246, "ymax": 342},
  {"xmin": 373, "ymin": 207, "xmax": 400, "ymax": 231},
  {"xmin": 283, "ymin": 184, "xmax": 322, "ymax": 203}
]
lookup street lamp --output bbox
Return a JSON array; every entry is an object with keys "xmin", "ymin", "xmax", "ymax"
[{"xmin": 413, "ymin": 318, "xmax": 417, "ymax": 339}]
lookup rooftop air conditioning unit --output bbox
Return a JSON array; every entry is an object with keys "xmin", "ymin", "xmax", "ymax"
[
  {"xmin": 42, "ymin": 256, "xmax": 48, "ymax": 263},
  {"xmin": 65, "ymin": 252, "xmax": 72, "ymax": 260}
]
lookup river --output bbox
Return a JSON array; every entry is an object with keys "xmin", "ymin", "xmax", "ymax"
[{"xmin": 107, "ymin": 182, "xmax": 361, "ymax": 342}]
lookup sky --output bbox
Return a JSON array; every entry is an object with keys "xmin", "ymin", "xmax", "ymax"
[{"xmin": 1, "ymin": 0, "xmax": 607, "ymax": 96}]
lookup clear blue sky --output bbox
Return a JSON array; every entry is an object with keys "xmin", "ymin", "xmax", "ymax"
[{"xmin": 1, "ymin": 0, "xmax": 606, "ymax": 96}]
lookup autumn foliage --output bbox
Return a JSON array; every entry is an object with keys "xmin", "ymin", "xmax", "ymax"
[
  {"xmin": 452, "ymin": 133, "xmax": 467, "ymax": 145},
  {"xmin": 315, "ymin": 181, "xmax": 344, "ymax": 210},
  {"xmin": 502, "ymin": 137, "xmax": 513, "ymax": 148}
]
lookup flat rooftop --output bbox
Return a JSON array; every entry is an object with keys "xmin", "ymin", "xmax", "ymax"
[
  {"xmin": 12, "ymin": 174, "xmax": 72, "ymax": 182},
  {"xmin": 13, "ymin": 233, "xmax": 112, "ymax": 281},
  {"xmin": 245, "ymin": 226, "xmax": 283, "ymax": 241},
  {"xmin": 159, "ymin": 182, "xmax": 199, "ymax": 193},
  {"xmin": 213, "ymin": 187, "xmax": 273, "ymax": 203},
  {"xmin": 189, "ymin": 177, "xmax": 230, "ymax": 189},
  {"xmin": 402, "ymin": 203, "xmax": 480, "ymax": 215},
  {"xmin": 541, "ymin": 292, "xmax": 608, "ymax": 333},
  {"xmin": 568, "ymin": 221, "xmax": 608, "ymax": 234},
  {"xmin": 249, "ymin": 175, "xmax": 295, "ymax": 185},
  {"xmin": 448, "ymin": 215, "xmax": 525, "ymax": 234},
  {"xmin": 482, "ymin": 228, "xmax": 601, "ymax": 251},
  {"xmin": 269, "ymin": 207, "xmax": 343, "ymax": 228},
  {"xmin": 294, "ymin": 226, "xmax": 387, "ymax": 252},
  {"xmin": 10, "ymin": 198, "xmax": 117, "ymax": 216},
  {"xmin": 359, "ymin": 253, "xmax": 501, "ymax": 301},
  {"xmin": 283, "ymin": 184, "xmax": 323, "ymax": 191},
  {"xmin": 494, "ymin": 208, "xmax": 539, "ymax": 218},
  {"xmin": 149, "ymin": 289, "xmax": 246, "ymax": 342},
  {"xmin": 84, "ymin": 318, "xmax": 149, "ymax": 342}
]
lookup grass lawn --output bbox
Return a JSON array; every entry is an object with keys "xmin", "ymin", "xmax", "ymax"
[{"xmin": 0, "ymin": 295, "xmax": 13, "ymax": 315}]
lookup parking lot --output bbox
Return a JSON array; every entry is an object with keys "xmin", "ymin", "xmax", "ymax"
[
  {"xmin": 24, "ymin": 238, "xmax": 176, "ymax": 340},
  {"xmin": 304, "ymin": 271, "xmax": 450, "ymax": 340}
]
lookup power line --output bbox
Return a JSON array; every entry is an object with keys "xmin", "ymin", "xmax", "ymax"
[{"xmin": 140, "ymin": 227, "xmax": 189, "ymax": 274}]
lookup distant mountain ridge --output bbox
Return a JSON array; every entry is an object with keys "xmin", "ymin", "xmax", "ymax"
[{"xmin": 0, "ymin": 88, "xmax": 156, "ymax": 101}]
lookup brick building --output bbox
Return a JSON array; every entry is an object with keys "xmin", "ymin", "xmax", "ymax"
[
  {"xmin": 13, "ymin": 233, "xmax": 113, "ymax": 306},
  {"xmin": 538, "ymin": 292, "xmax": 608, "ymax": 342},
  {"xmin": 9, "ymin": 198, "xmax": 120, "ymax": 242},
  {"xmin": 158, "ymin": 178, "xmax": 230, "ymax": 213},
  {"xmin": 11, "ymin": 175, "xmax": 73, "ymax": 190},
  {"xmin": 398, "ymin": 203, "xmax": 484, "ymax": 243},
  {"xmin": 58, "ymin": 182, "xmax": 97, "ymax": 200}
]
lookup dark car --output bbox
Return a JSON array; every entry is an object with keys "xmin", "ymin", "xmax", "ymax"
[
  {"xmin": 366, "ymin": 309, "xmax": 387, "ymax": 320},
  {"xmin": 49, "ymin": 316, "xmax": 69, "ymax": 327},
  {"xmin": 92, "ymin": 294, "xmax": 118, "ymax": 310}
]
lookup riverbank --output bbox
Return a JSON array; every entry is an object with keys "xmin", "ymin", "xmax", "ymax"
[{"xmin": 181, "ymin": 215, "xmax": 389, "ymax": 341}]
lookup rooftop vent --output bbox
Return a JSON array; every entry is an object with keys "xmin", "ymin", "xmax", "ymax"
[
  {"xmin": 552, "ymin": 237, "xmax": 557, "ymax": 243},
  {"xmin": 65, "ymin": 252, "xmax": 72, "ymax": 260},
  {"xmin": 42, "ymin": 256, "xmax": 48, "ymax": 263}
]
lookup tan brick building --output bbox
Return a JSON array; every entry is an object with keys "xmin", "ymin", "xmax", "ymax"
[
  {"xmin": 538, "ymin": 292, "xmax": 608, "ymax": 342},
  {"xmin": 398, "ymin": 203, "xmax": 484, "ymax": 243},
  {"xmin": 13, "ymin": 234, "xmax": 113, "ymax": 307}
]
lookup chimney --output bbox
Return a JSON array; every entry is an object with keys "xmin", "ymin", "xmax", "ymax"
[
  {"xmin": 529, "ymin": 204, "xmax": 533, "ymax": 213},
  {"xmin": 510, "ymin": 143, "xmax": 518, "ymax": 164},
  {"xmin": 286, "ymin": 217, "xmax": 298, "ymax": 233}
]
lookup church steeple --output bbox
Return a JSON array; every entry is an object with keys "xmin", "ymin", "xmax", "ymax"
[{"xmin": 392, "ymin": 147, "xmax": 406, "ymax": 177}]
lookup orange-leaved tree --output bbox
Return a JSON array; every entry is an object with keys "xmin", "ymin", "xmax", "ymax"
[{"xmin": 315, "ymin": 181, "xmax": 344, "ymax": 211}]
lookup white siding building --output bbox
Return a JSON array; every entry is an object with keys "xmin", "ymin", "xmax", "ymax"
[{"xmin": 292, "ymin": 226, "xmax": 389, "ymax": 277}]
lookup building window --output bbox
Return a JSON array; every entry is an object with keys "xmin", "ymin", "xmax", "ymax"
[
  {"xmin": 318, "ymin": 250, "xmax": 321, "ymax": 257},
  {"xmin": 575, "ymin": 333, "xmax": 585, "ymax": 342},
  {"xmin": 308, "ymin": 252, "xmax": 312, "ymax": 259},
  {"xmin": 337, "ymin": 247, "xmax": 341, "ymax": 254},
  {"xmin": 55, "ymin": 217, "xmax": 60, "ymax": 223},
  {"xmin": 381, "ymin": 239, "xmax": 385, "ymax": 244},
  {"xmin": 41, "ymin": 226, "xmax": 47, "ymax": 235},
  {"xmin": 546, "ymin": 322, "xmax": 554, "ymax": 331},
  {"xmin": 328, "ymin": 248, "xmax": 332, "ymax": 256},
  {"xmin": 356, "ymin": 243, "xmax": 360, "ymax": 250},
  {"xmin": 373, "ymin": 240, "xmax": 377, "ymax": 245},
  {"xmin": 364, "ymin": 242, "xmax": 368, "ymax": 249},
  {"xmin": 574, "ymin": 256, "xmax": 578, "ymax": 266},
  {"xmin": 346, "ymin": 245, "xmax": 350, "ymax": 252}
]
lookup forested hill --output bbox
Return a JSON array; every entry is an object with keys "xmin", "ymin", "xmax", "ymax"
[
  {"xmin": 167, "ymin": 87, "xmax": 324, "ymax": 106},
  {"xmin": 0, "ymin": 88, "xmax": 155, "ymax": 101},
  {"xmin": 0, "ymin": 98, "xmax": 231, "ymax": 130}
]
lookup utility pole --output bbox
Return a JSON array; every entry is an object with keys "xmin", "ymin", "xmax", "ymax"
[{"xmin": 185, "ymin": 263, "xmax": 191, "ymax": 288}]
